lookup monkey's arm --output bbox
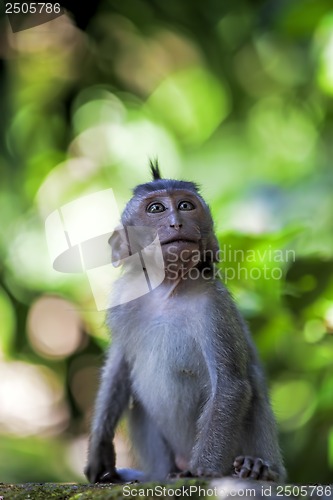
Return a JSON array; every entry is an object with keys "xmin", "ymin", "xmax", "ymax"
[
  {"xmin": 85, "ymin": 343, "xmax": 131, "ymax": 483},
  {"xmin": 190, "ymin": 292, "xmax": 253, "ymax": 478},
  {"xmin": 190, "ymin": 297, "xmax": 284, "ymax": 481}
]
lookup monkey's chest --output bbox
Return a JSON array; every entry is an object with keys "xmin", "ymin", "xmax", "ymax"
[
  {"xmin": 128, "ymin": 320, "xmax": 207, "ymax": 386},
  {"xmin": 127, "ymin": 319, "xmax": 209, "ymax": 441}
]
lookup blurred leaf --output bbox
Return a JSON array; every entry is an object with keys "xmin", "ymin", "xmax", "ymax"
[
  {"xmin": 0, "ymin": 288, "xmax": 16, "ymax": 357},
  {"xmin": 272, "ymin": 379, "xmax": 317, "ymax": 431},
  {"xmin": 0, "ymin": 435, "xmax": 77, "ymax": 482},
  {"xmin": 329, "ymin": 427, "xmax": 333, "ymax": 469},
  {"xmin": 147, "ymin": 67, "xmax": 230, "ymax": 145},
  {"xmin": 275, "ymin": 0, "xmax": 333, "ymax": 37}
]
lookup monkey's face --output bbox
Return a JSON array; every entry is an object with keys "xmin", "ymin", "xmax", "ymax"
[
  {"xmin": 143, "ymin": 190, "xmax": 198, "ymax": 259},
  {"xmin": 110, "ymin": 188, "xmax": 219, "ymax": 272},
  {"xmin": 136, "ymin": 189, "xmax": 217, "ymax": 268}
]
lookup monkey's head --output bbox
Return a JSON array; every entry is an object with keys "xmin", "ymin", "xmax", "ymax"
[{"xmin": 110, "ymin": 160, "xmax": 220, "ymax": 272}]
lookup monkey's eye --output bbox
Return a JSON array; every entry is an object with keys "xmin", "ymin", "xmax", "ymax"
[
  {"xmin": 147, "ymin": 202, "xmax": 166, "ymax": 213},
  {"xmin": 178, "ymin": 201, "xmax": 195, "ymax": 211}
]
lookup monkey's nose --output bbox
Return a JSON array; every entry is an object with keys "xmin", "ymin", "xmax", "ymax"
[{"xmin": 170, "ymin": 223, "xmax": 183, "ymax": 230}]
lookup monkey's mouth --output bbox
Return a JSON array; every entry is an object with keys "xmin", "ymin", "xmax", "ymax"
[{"xmin": 161, "ymin": 238, "xmax": 198, "ymax": 246}]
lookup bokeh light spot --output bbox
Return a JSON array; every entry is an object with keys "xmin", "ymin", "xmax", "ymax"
[
  {"xmin": 27, "ymin": 296, "xmax": 83, "ymax": 359},
  {"xmin": 304, "ymin": 319, "xmax": 325, "ymax": 343},
  {"xmin": 0, "ymin": 361, "xmax": 69, "ymax": 436},
  {"xmin": 272, "ymin": 379, "xmax": 316, "ymax": 431}
]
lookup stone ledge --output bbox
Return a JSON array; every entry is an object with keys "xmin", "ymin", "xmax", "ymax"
[{"xmin": 0, "ymin": 478, "xmax": 332, "ymax": 500}]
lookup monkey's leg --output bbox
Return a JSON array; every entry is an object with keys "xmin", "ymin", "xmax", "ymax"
[
  {"xmin": 85, "ymin": 345, "xmax": 131, "ymax": 483},
  {"xmin": 128, "ymin": 400, "xmax": 177, "ymax": 481}
]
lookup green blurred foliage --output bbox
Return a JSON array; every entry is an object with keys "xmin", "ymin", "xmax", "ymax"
[{"xmin": 0, "ymin": 0, "xmax": 333, "ymax": 484}]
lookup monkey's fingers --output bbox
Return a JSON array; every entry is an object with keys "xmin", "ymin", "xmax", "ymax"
[
  {"xmin": 85, "ymin": 466, "xmax": 118, "ymax": 484},
  {"xmin": 249, "ymin": 458, "xmax": 264, "ymax": 479},
  {"xmin": 233, "ymin": 456, "xmax": 245, "ymax": 470},
  {"xmin": 260, "ymin": 465, "xmax": 280, "ymax": 482},
  {"xmin": 99, "ymin": 471, "xmax": 116, "ymax": 483},
  {"xmin": 237, "ymin": 456, "xmax": 255, "ymax": 479},
  {"xmin": 98, "ymin": 470, "xmax": 124, "ymax": 483},
  {"xmin": 99, "ymin": 469, "xmax": 143, "ymax": 484},
  {"xmin": 233, "ymin": 456, "xmax": 280, "ymax": 482}
]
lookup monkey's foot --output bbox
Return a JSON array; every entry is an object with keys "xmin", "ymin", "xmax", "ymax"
[
  {"xmin": 193, "ymin": 467, "xmax": 221, "ymax": 478},
  {"xmin": 169, "ymin": 468, "xmax": 221, "ymax": 480},
  {"xmin": 168, "ymin": 470, "xmax": 193, "ymax": 480},
  {"xmin": 233, "ymin": 456, "xmax": 279, "ymax": 481}
]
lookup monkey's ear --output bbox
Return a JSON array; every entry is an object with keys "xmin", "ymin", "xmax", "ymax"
[
  {"xmin": 149, "ymin": 158, "xmax": 162, "ymax": 180},
  {"xmin": 108, "ymin": 228, "xmax": 130, "ymax": 267}
]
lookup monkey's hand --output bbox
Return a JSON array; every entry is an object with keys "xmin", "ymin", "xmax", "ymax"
[
  {"xmin": 85, "ymin": 440, "xmax": 119, "ymax": 483},
  {"xmin": 90, "ymin": 469, "xmax": 144, "ymax": 484},
  {"xmin": 233, "ymin": 456, "xmax": 279, "ymax": 482}
]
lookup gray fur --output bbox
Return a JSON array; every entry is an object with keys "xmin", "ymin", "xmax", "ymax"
[{"xmin": 85, "ymin": 172, "xmax": 286, "ymax": 483}]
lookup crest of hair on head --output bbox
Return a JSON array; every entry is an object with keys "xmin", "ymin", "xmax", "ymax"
[{"xmin": 149, "ymin": 158, "xmax": 162, "ymax": 180}]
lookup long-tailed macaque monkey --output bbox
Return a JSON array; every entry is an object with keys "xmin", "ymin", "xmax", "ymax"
[{"xmin": 85, "ymin": 161, "xmax": 285, "ymax": 483}]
